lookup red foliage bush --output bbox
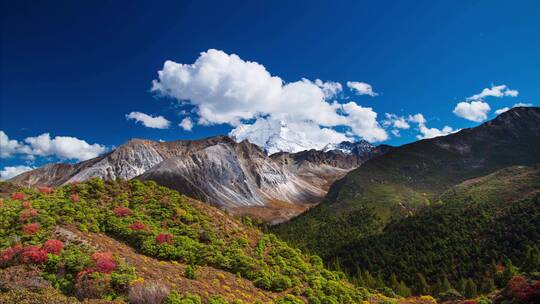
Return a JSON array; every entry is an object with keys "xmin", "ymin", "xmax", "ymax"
[
  {"xmin": 114, "ymin": 206, "xmax": 132, "ymax": 217},
  {"xmin": 0, "ymin": 198, "xmax": 4, "ymax": 208},
  {"xmin": 507, "ymin": 275, "xmax": 538, "ymax": 302},
  {"xmin": 156, "ymin": 233, "xmax": 173, "ymax": 245},
  {"xmin": 43, "ymin": 239, "xmax": 64, "ymax": 255},
  {"xmin": 130, "ymin": 221, "xmax": 145, "ymax": 231},
  {"xmin": 91, "ymin": 252, "xmax": 113, "ymax": 263},
  {"xmin": 460, "ymin": 301, "xmax": 476, "ymax": 304},
  {"xmin": 95, "ymin": 258, "xmax": 116, "ymax": 273},
  {"xmin": 22, "ymin": 201, "xmax": 32, "ymax": 208},
  {"xmin": 91, "ymin": 252, "xmax": 116, "ymax": 273},
  {"xmin": 19, "ymin": 245, "xmax": 48, "ymax": 264},
  {"xmin": 19, "ymin": 208, "xmax": 38, "ymax": 222},
  {"xmin": 11, "ymin": 192, "xmax": 26, "ymax": 200},
  {"xmin": 77, "ymin": 268, "xmax": 96, "ymax": 280},
  {"xmin": 70, "ymin": 194, "xmax": 81, "ymax": 202},
  {"xmin": 0, "ymin": 245, "xmax": 22, "ymax": 266},
  {"xmin": 22, "ymin": 223, "xmax": 40, "ymax": 235},
  {"xmin": 38, "ymin": 186, "xmax": 53, "ymax": 194}
]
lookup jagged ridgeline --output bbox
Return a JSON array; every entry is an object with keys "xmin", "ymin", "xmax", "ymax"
[{"xmin": 0, "ymin": 179, "xmax": 431, "ymax": 303}]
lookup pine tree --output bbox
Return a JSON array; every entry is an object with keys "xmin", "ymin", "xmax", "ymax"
[
  {"xmin": 362, "ymin": 270, "xmax": 376, "ymax": 288},
  {"xmin": 389, "ymin": 273, "xmax": 399, "ymax": 291},
  {"xmin": 441, "ymin": 275, "xmax": 454, "ymax": 293},
  {"xmin": 501, "ymin": 258, "xmax": 520, "ymax": 283},
  {"xmin": 375, "ymin": 272, "xmax": 386, "ymax": 289},
  {"xmin": 433, "ymin": 277, "xmax": 443, "ymax": 296},
  {"xmin": 481, "ymin": 277, "xmax": 496, "ymax": 293},
  {"xmin": 464, "ymin": 278, "xmax": 478, "ymax": 299},
  {"xmin": 397, "ymin": 280, "xmax": 412, "ymax": 297},
  {"xmin": 354, "ymin": 267, "xmax": 366, "ymax": 287},
  {"xmin": 522, "ymin": 245, "xmax": 540, "ymax": 273},
  {"xmin": 415, "ymin": 273, "xmax": 431, "ymax": 295},
  {"xmin": 458, "ymin": 278, "xmax": 467, "ymax": 295}
]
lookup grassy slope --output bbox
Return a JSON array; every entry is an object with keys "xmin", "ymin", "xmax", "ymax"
[{"xmin": 0, "ymin": 179, "xmax": 411, "ymax": 304}]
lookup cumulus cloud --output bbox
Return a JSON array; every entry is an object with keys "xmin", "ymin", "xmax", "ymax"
[
  {"xmin": 0, "ymin": 165, "xmax": 35, "ymax": 180},
  {"xmin": 495, "ymin": 102, "xmax": 533, "ymax": 115},
  {"xmin": 0, "ymin": 131, "xmax": 27, "ymax": 158},
  {"xmin": 0, "ymin": 131, "xmax": 106, "ymax": 161},
  {"xmin": 407, "ymin": 113, "xmax": 456, "ymax": 139},
  {"xmin": 453, "ymin": 101, "xmax": 491, "ymax": 122},
  {"xmin": 383, "ymin": 113, "xmax": 410, "ymax": 129},
  {"xmin": 341, "ymin": 102, "xmax": 388, "ymax": 142},
  {"xmin": 315, "ymin": 79, "xmax": 343, "ymax": 98},
  {"xmin": 179, "ymin": 117, "xmax": 193, "ymax": 131},
  {"xmin": 346, "ymin": 81, "xmax": 378, "ymax": 96},
  {"xmin": 467, "ymin": 84, "xmax": 519, "ymax": 101},
  {"xmin": 126, "ymin": 112, "xmax": 170, "ymax": 129},
  {"xmin": 151, "ymin": 49, "xmax": 387, "ymax": 150},
  {"xmin": 24, "ymin": 133, "xmax": 107, "ymax": 161}
]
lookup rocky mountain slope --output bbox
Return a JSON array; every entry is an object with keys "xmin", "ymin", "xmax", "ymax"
[
  {"xmin": 274, "ymin": 106, "xmax": 540, "ymax": 257},
  {"xmin": 9, "ymin": 136, "xmax": 386, "ymax": 222}
]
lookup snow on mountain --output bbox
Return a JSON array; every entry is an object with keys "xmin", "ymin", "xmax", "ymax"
[
  {"xmin": 322, "ymin": 140, "xmax": 375, "ymax": 155},
  {"xmin": 229, "ymin": 117, "xmax": 352, "ymax": 154}
]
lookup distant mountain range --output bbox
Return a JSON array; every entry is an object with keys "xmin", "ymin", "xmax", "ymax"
[{"xmin": 9, "ymin": 136, "xmax": 387, "ymax": 223}]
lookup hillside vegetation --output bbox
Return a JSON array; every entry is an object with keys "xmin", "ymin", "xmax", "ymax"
[
  {"xmin": 278, "ymin": 165, "xmax": 540, "ymax": 301},
  {"xmin": 0, "ymin": 179, "xmax": 421, "ymax": 304},
  {"xmin": 274, "ymin": 108, "xmax": 540, "ymax": 260}
]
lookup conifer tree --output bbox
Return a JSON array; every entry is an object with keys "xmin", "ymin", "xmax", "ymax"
[
  {"xmin": 397, "ymin": 280, "xmax": 412, "ymax": 297},
  {"xmin": 464, "ymin": 278, "xmax": 477, "ymax": 299},
  {"xmin": 441, "ymin": 275, "xmax": 454, "ymax": 293},
  {"xmin": 522, "ymin": 245, "xmax": 540, "ymax": 273},
  {"xmin": 415, "ymin": 273, "xmax": 431, "ymax": 295},
  {"xmin": 389, "ymin": 273, "xmax": 399, "ymax": 291}
]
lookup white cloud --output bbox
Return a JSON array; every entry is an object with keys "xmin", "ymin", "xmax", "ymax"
[
  {"xmin": 179, "ymin": 117, "xmax": 193, "ymax": 131},
  {"xmin": 408, "ymin": 113, "xmax": 427, "ymax": 125},
  {"xmin": 495, "ymin": 102, "xmax": 533, "ymax": 115},
  {"xmin": 346, "ymin": 81, "xmax": 378, "ymax": 97},
  {"xmin": 0, "ymin": 131, "xmax": 27, "ymax": 158},
  {"xmin": 315, "ymin": 79, "xmax": 342, "ymax": 98},
  {"xmin": 1, "ymin": 131, "xmax": 106, "ymax": 162},
  {"xmin": 24, "ymin": 133, "xmax": 107, "ymax": 161},
  {"xmin": 151, "ymin": 49, "xmax": 388, "ymax": 150},
  {"xmin": 495, "ymin": 107, "xmax": 510, "ymax": 115},
  {"xmin": 417, "ymin": 124, "xmax": 455, "ymax": 139},
  {"xmin": 383, "ymin": 113, "xmax": 410, "ymax": 129},
  {"xmin": 152, "ymin": 49, "xmax": 345, "ymax": 127},
  {"xmin": 126, "ymin": 112, "xmax": 170, "ymax": 129},
  {"xmin": 341, "ymin": 102, "xmax": 388, "ymax": 142},
  {"xmin": 453, "ymin": 101, "xmax": 491, "ymax": 122},
  {"xmin": 0, "ymin": 165, "xmax": 35, "ymax": 180},
  {"xmin": 467, "ymin": 84, "xmax": 519, "ymax": 101},
  {"xmin": 407, "ymin": 113, "xmax": 456, "ymax": 139}
]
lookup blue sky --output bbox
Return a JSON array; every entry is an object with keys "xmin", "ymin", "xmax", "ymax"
[{"xmin": 1, "ymin": 0, "xmax": 539, "ymax": 177}]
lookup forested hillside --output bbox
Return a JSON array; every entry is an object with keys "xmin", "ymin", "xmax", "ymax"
[
  {"xmin": 274, "ymin": 107, "xmax": 540, "ymax": 258},
  {"xmin": 277, "ymin": 165, "xmax": 540, "ymax": 301},
  {"xmin": 0, "ymin": 179, "xmax": 423, "ymax": 303}
]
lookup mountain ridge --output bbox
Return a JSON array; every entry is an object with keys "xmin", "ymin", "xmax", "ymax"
[
  {"xmin": 9, "ymin": 135, "xmax": 386, "ymax": 223},
  {"xmin": 274, "ymin": 106, "xmax": 540, "ymax": 256}
]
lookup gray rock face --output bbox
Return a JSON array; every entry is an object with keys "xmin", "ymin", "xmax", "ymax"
[{"xmin": 9, "ymin": 136, "xmax": 384, "ymax": 209}]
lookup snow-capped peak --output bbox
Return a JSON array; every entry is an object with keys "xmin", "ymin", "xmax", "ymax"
[
  {"xmin": 229, "ymin": 117, "xmax": 371, "ymax": 155},
  {"xmin": 322, "ymin": 140, "xmax": 375, "ymax": 154}
]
